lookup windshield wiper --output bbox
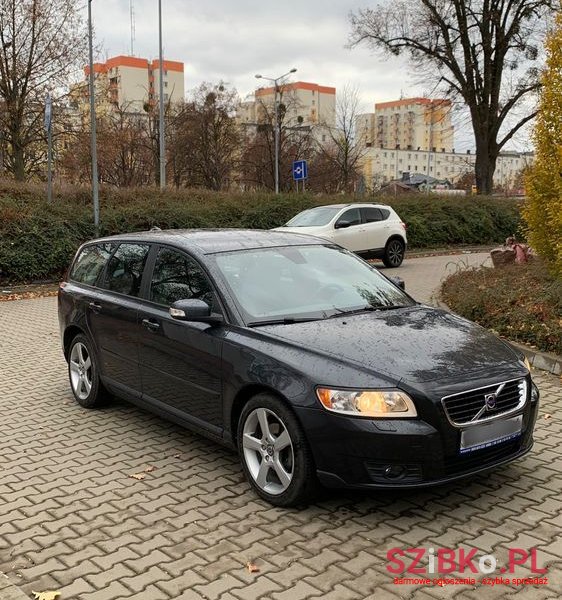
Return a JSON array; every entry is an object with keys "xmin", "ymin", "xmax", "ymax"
[
  {"xmin": 328, "ymin": 304, "xmax": 411, "ymax": 318},
  {"xmin": 247, "ymin": 317, "xmax": 323, "ymax": 327}
]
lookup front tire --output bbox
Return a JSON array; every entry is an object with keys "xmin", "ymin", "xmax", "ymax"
[
  {"xmin": 383, "ymin": 238, "xmax": 405, "ymax": 268},
  {"xmin": 237, "ymin": 394, "xmax": 317, "ymax": 507},
  {"xmin": 68, "ymin": 334, "xmax": 108, "ymax": 408}
]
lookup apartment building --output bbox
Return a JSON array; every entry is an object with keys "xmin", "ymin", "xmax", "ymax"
[
  {"xmin": 358, "ymin": 97, "xmax": 454, "ymax": 153},
  {"xmin": 237, "ymin": 82, "xmax": 336, "ymax": 129},
  {"xmin": 360, "ymin": 146, "xmax": 533, "ymax": 190},
  {"xmin": 81, "ymin": 55, "xmax": 185, "ymax": 114}
]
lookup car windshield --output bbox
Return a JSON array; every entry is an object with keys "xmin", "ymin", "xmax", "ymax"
[
  {"xmin": 285, "ymin": 206, "xmax": 342, "ymax": 227},
  {"xmin": 213, "ymin": 245, "xmax": 415, "ymax": 325}
]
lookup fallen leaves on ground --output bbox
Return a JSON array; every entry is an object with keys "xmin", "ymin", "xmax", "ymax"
[
  {"xmin": 544, "ymin": 414, "xmax": 552, "ymax": 420},
  {"xmin": 129, "ymin": 472, "xmax": 146, "ymax": 481},
  {"xmin": 32, "ymin": 591, "xmax": 61, "ymax": 600},
  {"xmin": 0, "ymin": 290, "xmax": 58, "ymax": 302},
  {"xmin": 246, "ymin": 562, "xmax": 259, "ymax": 573},
  {"xmin": 144, "ymin": 465, "xmax": 156, "ymax": 472}
]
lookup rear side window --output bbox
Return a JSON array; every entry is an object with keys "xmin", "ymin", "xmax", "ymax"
[
  {"xmin": 150, "ymin": 247, "xmax": 216, "ymax": 308},
  {"xmin": 69, "ymin": 243, "xmax": 114, "ymax": 286},
  {"xmin": 101, "ymin": 243, "xmax": 150, "ymax": 297}
]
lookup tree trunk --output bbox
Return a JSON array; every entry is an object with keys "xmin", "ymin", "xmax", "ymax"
[
  {"xmin": 12, "ymin": 144, "xmax": 26, "ymax": 181},
  {"xmin": 474, "ymin": 138, "xmax": 498, "ymax": 196}
]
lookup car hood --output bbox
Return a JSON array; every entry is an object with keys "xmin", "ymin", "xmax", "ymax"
[
  {"xmin": 255, "ymin": 305, "xmax": 521, "ymax": 384},
  {"xmin": 272, "ymin": 226, "xmax": 330, "ymax": 236}
]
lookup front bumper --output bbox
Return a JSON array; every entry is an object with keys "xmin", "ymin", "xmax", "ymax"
[{"xmin": 295, "ymin": 395, "xmax": 539, "ymax": 490}]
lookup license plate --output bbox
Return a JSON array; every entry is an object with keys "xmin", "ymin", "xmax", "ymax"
[{"xmin": 459, "ymin": 415, "xmax": 522, "ymax": 454}]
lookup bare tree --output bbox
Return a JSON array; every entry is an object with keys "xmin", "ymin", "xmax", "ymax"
[
  {"xmin": 167, "ymin": 83, "xmax": 240, "ymax": 190},
  {"xmin": 314, "ymin": 84, "xmax": 365, "ymax": 193},
  {"xmin": 239, "ymin": 88, "xmax": 315, "ymax": 191},
  {"xmin": 349, "ymin": 0, "xmax": 553, "ymax": 194},
  {"xmin": 0, "ymin": 0, "xmax": 88, "ymax": 180}
]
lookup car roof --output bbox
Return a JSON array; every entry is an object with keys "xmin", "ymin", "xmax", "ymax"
[
  {"xmin": 304, "ymin": 203, "xmax": 392, "ymax": 210},
  {"xmin": 93, "ymin": 228, "xmax": 329, "ymax": 255}
]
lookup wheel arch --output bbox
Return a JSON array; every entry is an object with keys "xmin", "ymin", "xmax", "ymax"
[
  {"xmin": 385, "ymin": 233, "xmax": 406, "ymax": 247},
  {"xmin": 63, "ymin": 325, "xmax": 86, "ymax": 361},
  {"xmin": 229, "ymin": 384, "xmax": 295, "ymax": 449}
]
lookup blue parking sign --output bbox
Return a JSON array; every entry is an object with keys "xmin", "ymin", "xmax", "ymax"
[{"xmin": 292, "ymin": 160, "xmax": 308, "ymax": 181}]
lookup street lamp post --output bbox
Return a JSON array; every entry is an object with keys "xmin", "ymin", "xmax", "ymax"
[
  {"xmin": 255, "ymin": 68, "xmax": 297, "ymax": 194},
  {"xmin": 88, "ymin": 0, "xmax": 100, "ymax": 232},
  {"xmin": 158, "ymin": 0, "xmax": 165, "ymax": 189}
]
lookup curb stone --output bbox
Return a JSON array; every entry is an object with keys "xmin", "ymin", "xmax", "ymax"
[{"xmin": 0, "ymin": 574, "xmax": 29, "ymax": 600}]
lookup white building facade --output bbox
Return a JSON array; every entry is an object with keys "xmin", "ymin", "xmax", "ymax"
[{"xmin": 360, "ymin": 146, "xmax": 533, "ymax": 190}]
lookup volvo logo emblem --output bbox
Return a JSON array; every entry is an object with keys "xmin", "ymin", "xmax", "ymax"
[{"xmin": 484, "ymin": 393, "xmax": 497, "ymax": 410}]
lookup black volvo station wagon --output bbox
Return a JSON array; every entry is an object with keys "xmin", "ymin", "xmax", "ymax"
[{"xmin": 58, "ymin": 229, "xmax": 539, "ymax": 506}]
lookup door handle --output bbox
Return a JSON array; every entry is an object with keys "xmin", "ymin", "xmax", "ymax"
[
  {"xmin": 142, "ymin": 318, "xmax": 160, "ymax": 331},
  {"xmin": 89, "ymin": 301, "xmax": 102, "ymax": 313}
]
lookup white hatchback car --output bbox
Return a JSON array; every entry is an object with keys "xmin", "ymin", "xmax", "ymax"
[{"xmin": 273, "ymin": 203, "xmax": 408, "ymax": 267}]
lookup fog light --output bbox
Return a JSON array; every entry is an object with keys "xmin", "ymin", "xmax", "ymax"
[{"xmin": 384, "ymin": 465, "xmax": 407, "ymax": 479}]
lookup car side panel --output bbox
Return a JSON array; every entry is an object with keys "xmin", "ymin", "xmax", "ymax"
[
  {"xmin": 137, "ymin": 302, "xmax": 224, "ymax": 429},
  {"xmin": 86, "ymin": 289, "xmax": 142, "ymax": 393}
]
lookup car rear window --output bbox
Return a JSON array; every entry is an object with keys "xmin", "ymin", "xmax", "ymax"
[{"xmin": 69, "ymin": 243, "xmax": 114, "ymax": 286}]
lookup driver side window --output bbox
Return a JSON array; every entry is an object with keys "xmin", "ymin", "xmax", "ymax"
[
  {"xmin": 150, "ymin": 248, "xmax": 216, "ymax": 309},
  {"xmin": 335, "ymin": 208, "xmax": 361, "ymax": 228}
]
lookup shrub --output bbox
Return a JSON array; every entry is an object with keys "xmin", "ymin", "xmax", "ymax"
[
  {"xmin": 441, "ymin": 261, "xmax": 562, "ymax": 355},
  {"xmin": 0, "ymin": 180, "xmax": 523, "ymax": 282}
]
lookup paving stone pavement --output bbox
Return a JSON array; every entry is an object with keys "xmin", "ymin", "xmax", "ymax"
[{"xmin": 0, "ymin": 254, "xmax": 560, "ymax": 600}]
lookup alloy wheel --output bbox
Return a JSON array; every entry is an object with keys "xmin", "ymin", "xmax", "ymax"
[
  {"xmin": 69, "ymin": 342, "xmax": 93, "ymax": 400},
  {"xmin": 387, "ymin": 240, "xmax": 404, "ymax": 267},
  {"xmin": 242, "ymin": 407, "xmax": 294, "ymax": 495}
]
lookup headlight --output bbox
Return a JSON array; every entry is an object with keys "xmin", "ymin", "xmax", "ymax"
[
  {"xmin": 524, "ymin": 356, "xmax": 532, "ymax": 372},
  {"xmin": 531, "ymin": 382, "xmax": 540, "ymax": 403},
  {"xmin": 316, "ymin": 388, "xmax": 417, "ymax": 418}
]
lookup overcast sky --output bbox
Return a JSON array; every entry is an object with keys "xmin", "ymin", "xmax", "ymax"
[{"xmin": 91, "ymin": 0, "xmax": 533, "ymax": 152}]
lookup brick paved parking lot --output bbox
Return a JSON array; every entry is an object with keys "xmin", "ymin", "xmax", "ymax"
[{"xmin": 1, "ymin": 254, "xmax": 561, "ymax": 600}]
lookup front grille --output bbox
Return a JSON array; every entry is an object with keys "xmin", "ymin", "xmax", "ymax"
[
  {"xmin": 444, "ymin": 440, "xmax": 522, "ymax": 476},
  {"xmin": 442, "ymin": 378, "xmax": 526, "ymax": 426}
]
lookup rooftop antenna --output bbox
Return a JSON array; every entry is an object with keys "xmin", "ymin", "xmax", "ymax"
[{"xmin": 129, "ymin": 0, "xmax": 136, "ymax": 55}]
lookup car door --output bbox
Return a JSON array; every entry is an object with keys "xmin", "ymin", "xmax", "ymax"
[
  {"xmin": 359, "ymin": 207, "xmax": 389, "ymax": 251},
  {"xmin": 331, "ymin": 208, "xmax": 366, "ymax": 251},
  {"xmin": 137, "ymin": 245, "xmax": 224, "ymax": 432},
  {"xmin": 87, "ymin": 242, "xmax": 150, "ymax": 396}
]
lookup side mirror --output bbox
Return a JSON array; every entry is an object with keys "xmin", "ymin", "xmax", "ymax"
[
  {"xmin": 169, "ymin": 299, "xmax": 223, "ymax": 324},
  {"xmin": 388, "ymin": 276, "xmax": 405, "ymax": 291},
  {"xmin": 335, "ymin": 220, "xmax": 352, "ymax": 229}
]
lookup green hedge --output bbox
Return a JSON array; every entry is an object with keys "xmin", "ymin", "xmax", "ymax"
[{"xmin": 0, "ymin": 180, "xmax": 523, "ymax": 282}]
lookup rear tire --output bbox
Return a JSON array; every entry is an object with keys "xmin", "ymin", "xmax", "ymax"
[
  {"xmin": 237, "ymin": 393, "xmax": 317, "ymax": 507},
  {"xmin": 68, "ymin": 334, "xmax": 109, "ymax": 408},
  {"xmin": 383, "ymin": 238, "xmax": 405, "ymax": 268}
]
